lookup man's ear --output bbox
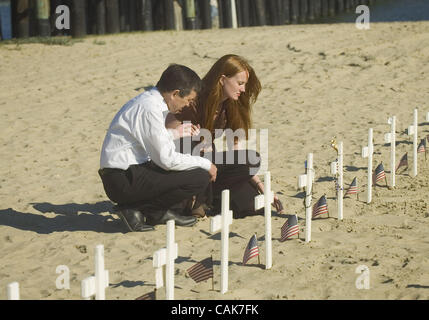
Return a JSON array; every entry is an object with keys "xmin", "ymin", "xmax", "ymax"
[{"xmin": 172, "ymin": 89, "xmax": 180, "ymax": 97}]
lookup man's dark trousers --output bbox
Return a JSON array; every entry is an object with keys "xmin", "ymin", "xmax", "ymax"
[{"xmin": 99, "ymin": 161, "xmax": 211, "ymax": 210}]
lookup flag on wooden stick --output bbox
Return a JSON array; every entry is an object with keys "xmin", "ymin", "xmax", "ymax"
[
  {"xmin": 373, "ymin": 163, "xmax": 386, "ymax": 185},
  {"xmin": 312, "ymin": 195, "xmax": 328, "ymax": 219},
  {"xmin": 242, "ymin": 234, "xmax": 259, "ymax": 265},
  {"xmin": 396, "ymin": 153, "xmax": 408, "ymax": 173},
  {"xmin": 187, "ymin": 257, "xmax": 214, "ymax": 283},
  {"xmin": 417, "ymin": 138, "xmax": 426, "ymax": 153},
  {"xmin": 344, "ymin": 177, "xmax": 358, "ymax": 199},
  {"xmin": 280, "ymin": 215, "xmax": 299, "ymax": 241}
]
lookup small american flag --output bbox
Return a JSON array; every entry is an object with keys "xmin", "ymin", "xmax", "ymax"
[
  {"xmin": 136, "ymin": 289, "xmax": 156, "ymax": 300},
  {"xmin": 312, "ymin": 195, "xmax": 328, "ymax": 219},
  {"xmin": 243, "ymin": 234, "xmax": 259, "ymax": 265},
  {"xmin": 373, "ymin": 163, "xmax": 386, "ymax": 184},
  {"xmin": 344, "ymin": 177, "xmax": 358, "ymax": 197},
  {"xmin": 417, "ymin": 138, "xmax": 426, "ymax": 153},
  {"xmin": 396, "ymin": 153, "xmax": 408, "ymax": 173},
  {"xmin": 280, "ymin": 215, "xmax": 299, "ymax": 241},
  {"xmin": 187, "ymin": 257, "xmax": 214, "ymax": 283}
]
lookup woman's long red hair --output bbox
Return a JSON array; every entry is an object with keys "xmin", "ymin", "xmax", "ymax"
[{"xmin": 198, "ymin": 54, "xmax": 261, "ymax": 138}]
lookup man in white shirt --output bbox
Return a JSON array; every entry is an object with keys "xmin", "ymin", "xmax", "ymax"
[{"xmin": 99, "ymin": 64, "xmax": 217, "ymax": 232}]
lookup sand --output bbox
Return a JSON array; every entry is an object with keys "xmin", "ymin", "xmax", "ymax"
[{"xmin": 0, "ymin": 21, "xmax": 428, "ymax": 300}]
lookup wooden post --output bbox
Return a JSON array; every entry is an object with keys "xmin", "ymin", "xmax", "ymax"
[
  {"xmin": 267, "ymin": 0, "xmax": 278, "ymax": 25},
  {"xmin": 35, "ymin": 0, "xmax": 50, "ymax": 36},
  {"xmin": 345, "ymin": 0, "xmax": 352, "ymax": 11},
  {"xmin": 185, "ymin": 0, "xmax": 196, "ymax": 29},
  {"xmin": 71, "ymin": 0, "xmax": 87, "ymax": 38},
  {"xmin": 253, "ymin": 0, "xmax": 266, "ymax": 26},
  {"xmin": 173, "ymin": 0, "xmax": 183, "ymax": 30},
  {"xmin": 283, "ymin": 0, "xmax": 290, "ymax": 24},
  {"xmin": 129, "ymin": 0, "xmax": 137, "ymax": 31},
  {"xmin": 308, "ymin": 0, "xmax": 315, "ymax": 21},
  {"xmin": 200, "ymin": 0, "xmax": 212, "ymax": 29},
  {"xmin": 290, "ymin": 0, "xmax": 299, "ymax": 24},
  {"xmin": 328, "ymin": 0, "xmax": 335, "ymax": 16},
  {"xmin": 321, "ymin": 0, "xmax": 328, "ymax": 17},
  {"xmin": 300, "ymin": 0, "xmax": 307, "ymax": 23},
  {"xmin": 239, "ymin": 0, "xmax": 249, "ymax": 27},
  {"xmin": 313, "ymin": 0, "xmax": 321, "ymax": 18},
  {"xmin": 16, "ymin": 0, "xmax": 30, "ymax": 38},
  {"xmin": 139, "ymin": 0, "xmax": 153, "ymax": 31},
  {"xmin": 119, "ymin": 0, "xmax": 130, "ymax": 32},
  {"xmin": 106, "ymin": 0, "xmax": 120, "ymax": 34},
  {"xmin": 221, "ymin": 0, "xmax": 232, "ymax": 28},
  {"xmin": 164, "ymin": 0, "xmax": 175, "ymax": 30},
  {"xmin": 336, "ymin": 0, "xmax": 344, "ymax": 13},
  {"xmin": 95, "ymin": 0, "xmax": 106, "ymax": 34}
]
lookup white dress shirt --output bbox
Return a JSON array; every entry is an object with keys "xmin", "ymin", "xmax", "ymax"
[{"xmin": 100, "ymin": 87, "xmax": 212, "ymax": 172}]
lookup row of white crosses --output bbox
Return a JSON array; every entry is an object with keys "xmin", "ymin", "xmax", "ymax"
[
  {"xmin": 7, "ymin": 244, "xmax": 110, "ymax": 300},
  {"xmin": 366, "ymin": 109, "xmax": 424, "ymax": 204}
]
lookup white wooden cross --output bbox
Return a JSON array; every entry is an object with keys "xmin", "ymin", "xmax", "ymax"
[
  {"xmin": 330, "ymin": 142, "xmax": 344, "ymax": 220},
  {"xmin": 298, "ymin": 154, "xmax": 314, "ymax": 243},
  {"xmin": 7, "ymin": 282, "xmax": 19, "ymax": 300},
  {"xmin": 81, "ymin": 244, "xmax": 109, "ymax": 300},
  {"xmin": 337, "ymin": 142, "xmax": 344, "ymax": 220},
  {"xmin": 385, "ymin": 116, "xmax": 396, "ymax": 187},
  {"xmin": 362, "ymin": 128, "xmax": 373, "ymax": 204},
  {"xmin": 153, "ymin": 219, "xmax": 177, "ymax": 300},
  {"xmin": 210, "ymin": 189, "xmax": 233, "ymax": 294},
  {"xmin": 254, "ymin": 171, "xmax": 274, "ymax": 268},
  {"xmin": 407, "ymin": 109, "xmax": 418, "ymax": 177}
]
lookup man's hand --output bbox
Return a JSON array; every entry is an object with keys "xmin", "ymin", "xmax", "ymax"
[{"xmin": 208, "ymin": 164, "xmax": 217, "ymax": 182}]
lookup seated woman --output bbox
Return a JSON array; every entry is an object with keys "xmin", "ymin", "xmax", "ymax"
[{"xmin": 166, "ymin": 54, "xmax": 283, "ymax": 218}]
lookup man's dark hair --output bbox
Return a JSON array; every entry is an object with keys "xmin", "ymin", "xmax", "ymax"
[{"xmin": 156, "ymin": 64, "xmax": 202, "ymax": 97}]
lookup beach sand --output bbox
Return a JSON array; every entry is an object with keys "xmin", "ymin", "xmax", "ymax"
[{"xmin": 0, "ymin": 21, "xmax": 428, "ymax": 300}]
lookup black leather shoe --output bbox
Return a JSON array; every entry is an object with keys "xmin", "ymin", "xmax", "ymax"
[
  {"xmin": 115, "ymin": 207, "xmax": 155, "ymax": 232},
  {"xmin": 142, "ymin": 205, "xmax": 197, "ymax": 227}
]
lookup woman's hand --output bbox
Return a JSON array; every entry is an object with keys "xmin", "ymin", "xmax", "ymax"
[
  {"xmin": 273, "ymin": 194, "xmax": 284, "ymax": 214},
  {"xmin": 171, "ymin": 123, "xmax": 200, "ymax": 139},
  {"xmin": 253, "ymin": 176, "xmax": 284, "ymax": 213}
]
